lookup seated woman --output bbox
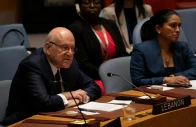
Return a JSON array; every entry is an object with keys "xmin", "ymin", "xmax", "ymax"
[
  {"xmin": 130, "ymin": 9, "xmax": 196, "ymax": 86},
  {"xmin": 101, "ymin": 0, "xmax": 153, "ymax": 54},
  {"xmin": 69, "ymin": 0, "xmax": 127, "ymax": 95}
]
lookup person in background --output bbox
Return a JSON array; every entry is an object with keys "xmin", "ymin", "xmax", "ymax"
[
  {"xmin": 130, "ymin": 9, "xmax": 196, "ymax": 86},
  {"xmin": 69, "ymin": 0, "xmax": 127, "ymax": 95},
  {"xmin": 101, "ymin": 0, "xmax": 153, "ymax": 54},
  {"xmin": 2, "ymin": 27, "xmax": 101, "ymax": 126}
]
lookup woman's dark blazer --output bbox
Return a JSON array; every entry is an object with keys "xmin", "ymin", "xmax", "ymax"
[
  {"xmin": 69, "ymin": 17, "xmax": 127, "ymax": 80},
  {"xmin": 130, "ymin": 39, "xmax": 196, "ymax": 86}
]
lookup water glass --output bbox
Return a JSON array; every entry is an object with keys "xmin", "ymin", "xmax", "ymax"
[{"xmin": 123, "ymin": 103, "xmax": 136, "ymax": 120}]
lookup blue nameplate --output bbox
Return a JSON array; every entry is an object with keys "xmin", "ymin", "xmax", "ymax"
[{"xmin": 152, "ymin": 95, "xmax": 191, "ymax": 115}]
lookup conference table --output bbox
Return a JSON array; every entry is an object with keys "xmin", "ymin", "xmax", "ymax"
[{"xmin": 8, "ymin": 89, "xmax": 196, "ymax": 127}]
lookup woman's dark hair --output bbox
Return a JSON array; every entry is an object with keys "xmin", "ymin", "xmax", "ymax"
[
  {"xmin": 76, "ymin": 0, "xmax": 104, "ymax": 8},
  {"xmin": 141, "ymin": 9, "xmax": 180, "ymax": 41},
  {"xmin": 115, "ymin": 0, "xmax": 146, "ymax": 25}
]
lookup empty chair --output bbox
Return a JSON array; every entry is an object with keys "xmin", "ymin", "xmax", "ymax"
[
  {"xmin": 99, "ymin": 56, "xmax": 133, "ymax": 94},
  {"xmin": 0, "ymin": 46, "xmax": 28, "ymax": 80},
  {"xmin": 0, "ymin": 80, "xmax": 12, "ymax": 124},
  {"xmin": 0, "ymin": 24, "xmax": 30, "ymax": 48},
  {"xmin": 132, "ymin": 17, "xmax": 189, "ymax": 45},
  {"xmin": 176, "ymin": 8, "xmax": 196, "ymax": 54}
]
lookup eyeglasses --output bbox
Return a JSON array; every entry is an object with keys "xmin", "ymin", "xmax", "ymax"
[
  {"xmin": 81, "ymin": 0, "xmax": 101, "ymax": 6},
  {"xmin": 49, "ymin": 42, "xmax": 77, "ymax": 53}
]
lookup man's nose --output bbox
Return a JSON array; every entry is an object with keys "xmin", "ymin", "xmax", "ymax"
[{"xmin": 67, "ymin": 48, "xmax": 75, "ymax": 55}]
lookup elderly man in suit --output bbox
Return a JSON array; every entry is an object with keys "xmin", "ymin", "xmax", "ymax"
[{"xmin": 2, "ymin": 27, "xmax": 101, "ymax": 126}]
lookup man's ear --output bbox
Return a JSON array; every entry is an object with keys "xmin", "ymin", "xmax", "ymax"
[{"xmin": 44, "ymin": 42, "xmax": 51, "ymax": 55}]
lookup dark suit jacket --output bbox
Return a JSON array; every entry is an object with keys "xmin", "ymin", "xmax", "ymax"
[
  {"xmin": 3, "ymin": 48, "xmax": 101, "ymax": 126},
  {"xmin": 69, "ymin": 17, "xmax": 127, "ymax": 80},
  {"xmin": 131, "ymin": 39, "xmax": 196, "ymax": 86}
]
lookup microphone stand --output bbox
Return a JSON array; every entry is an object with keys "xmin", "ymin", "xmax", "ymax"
[
  {"xmin": 107, "ymin": 73, "xmax": 152, "ymax": 99},
  {"xmin": 107, "ymin": 73, "xmax": 167, "ymax": 106}
]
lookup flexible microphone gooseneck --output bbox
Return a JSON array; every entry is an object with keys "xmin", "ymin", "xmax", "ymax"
[
  {"xmin": 50, "ymin": 81, "xmax": 87, "ymax": 125},
  {"xmin": 107, "ymin": 73, "xmax": 152, "ymax": 100}
]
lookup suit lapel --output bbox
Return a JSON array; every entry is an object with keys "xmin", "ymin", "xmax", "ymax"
[
  {"xmin": 40, "ymin": 50, "xmax": 55, "ymax": 83},
  {"xmin": 148, "ymin": 40, "xmax": 166, "ymax": 75},
  {"xmin": 172, "ymin": 43, "xmax": 182, "ymax": 72}
]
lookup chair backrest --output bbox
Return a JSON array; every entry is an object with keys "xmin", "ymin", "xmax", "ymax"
[
  {"xmin": 0, "ymin": 24, "xmax": 30, "ymax": 48},
  {"xmin": 0, "ymin": 46, "xmax": 28, "ymax": 81},
  {"xmin": 0, "ymin": 80, "xmax": 12, "ymax": 122},
  {"xmin": 132, "ymin": 17, "xmax": 189, "ymax": 45},
  {"xmin": 176, "ymin": 8, "xmax": 196, "ymax": 54},
  {"xmin": 99, "ymin": 56, "xmax": 133, "ymax": 94},
  {"xmin": 133, "ymin": 18, "xmax": 150, "ymax": 45}
]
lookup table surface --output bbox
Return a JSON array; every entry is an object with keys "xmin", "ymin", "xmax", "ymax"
[{"xmin": 8, "ymin": 90, "xmax": 196, "ymax": 127}]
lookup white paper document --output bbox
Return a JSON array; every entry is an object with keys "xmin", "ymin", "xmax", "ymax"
[
  {"xmin": 107, "ymin": 100, "xmax": 132, "ymax": 105},
  {"xmin": 138, "ymin": 95, "xmax": 154, "ymax": 99},
  {"xmin": 161, "ymin": 86, "xmax": 174, "ymax": 91},
  {"xmin": 78, "ymin": 102, "xmax": 123, "ymax": 112},
  {"xmin": 187, "ymin": 80, "xmax": 196, "ymax": 90}
]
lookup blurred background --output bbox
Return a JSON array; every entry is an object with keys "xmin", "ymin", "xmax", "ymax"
[{"xmin": 0, "ymin": 0, "xmax": 195, "ymax": 47}]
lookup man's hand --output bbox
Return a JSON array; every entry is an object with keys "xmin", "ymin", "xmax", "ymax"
[
  {"xmin": 65, "ymin": 99, "xmax": 80, "ymax": 108},
  {"xmin": 62, "ymin": 89, "xmax": 89, "ymax": 103}
]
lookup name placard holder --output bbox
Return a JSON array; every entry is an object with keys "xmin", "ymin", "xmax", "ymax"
[{"xmin": 152, "ymin": 95, "xmax": 191, "ymax": 115}]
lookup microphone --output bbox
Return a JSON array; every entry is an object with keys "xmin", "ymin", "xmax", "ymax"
[
  {"xmin": 49, "ymin": 81, "xmax": 87, "ymax": 125},
  {"xmin": 107, "ymin": 73, "xmax": 168, "ymax": 113},
  {"xmin": 107, "ymin": 73, "xmax": 152, "ymax": 99}
]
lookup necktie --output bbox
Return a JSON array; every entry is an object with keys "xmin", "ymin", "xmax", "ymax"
[
  {"xmin": 59, "ymin": 69, "xmax": 65, "ymax": 92},
  {"xmin": 55, "ymin": 70, "xmax": 60, "ymax": 81},
  {"xmin": 55, "ymin": 69, "xmax": 64, "ymax": 92},
  {"xmin": 55, "ymin": 70, "xmax": 62, "ymax": 93}
]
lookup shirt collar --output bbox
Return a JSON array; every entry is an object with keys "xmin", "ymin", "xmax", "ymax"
[{"xmin": 47, "ymin": 59, "xmax": 58, "ymax": 76}]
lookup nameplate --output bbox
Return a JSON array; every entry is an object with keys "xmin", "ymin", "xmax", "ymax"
[{"xmin": 152, "ymin": 95, "xmax": 191, "ymax": 115}]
